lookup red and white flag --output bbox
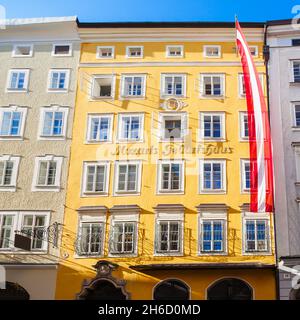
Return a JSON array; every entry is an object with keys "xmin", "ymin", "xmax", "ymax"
[{"xmin": 236, "ymin": 20, "xmax": 274, "ymax": 213}]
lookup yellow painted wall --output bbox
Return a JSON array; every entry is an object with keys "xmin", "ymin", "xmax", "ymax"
[{"xmin": 56, "ymin": 39, "xmax": 276, "ymax": 300}]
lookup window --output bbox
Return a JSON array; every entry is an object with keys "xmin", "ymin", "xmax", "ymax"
[
  {"xmin": 96, "ymin": 46, "xmax": 114, "ymax": 59},
  {"xmin": 155, "ymin": 220, "xmax": 182, "ymax": 254},
  {"xmin": 32, "ymin": 156, "xmax": 63, "ymax": 191},
  {"xmin": 239, "ymin": 74, "xmax": 264, "ymax": 97},
  {"xmin": 39, "ymin": 107, "xmax": 68, "ymax": 138},
  {"xmin": 161, "ymin": 74, "xmax": 186, "ymax": 97},
  {"xmin": 0, "ymin": 211, "xmax": 50, "ymax": 252},
  {"xmin": 293, "ymin": 104, "xmax": 300, "ymax": 127},
  {"xmin": 82, "ymin": 162, "xmax": 109, "ymax": 195},
  {"xmin": 0, "ymin": 156, "xmax": 20, "ymax": 192},
  {"xmin": 12, "ymin": 44, "xmax": 33, "ymax": 57},
  {"xmin": 199, "ymin": 160, "xmax": 226, "ymax": 193},
  {"xmin": 118, "ymin": 113, "xmax": 144, "ymax": 142},
  {"xmin": 0, "ymin": 107, "xmax": 27, "ymax": 139},
  {"xmin": 0, "ymin": 214, "xmax": 15, "ymax": 249},
  {"xmin": 292, "ymin": 39, "xmax": 300, "ymax": 46},
  {"xmin": 7, "ymin": 69, "xmax": 29, "ymax": 91},
  {"xmin": 200, "ymin": 112, "xmax": 225, "ymax": 140},
  {"xmin": 166, "ymin": 45, "xmax": 184, "ymax": 57},
  {"xmin": 126, "ymin": 46, "xmax": 143, "ymax": 58},
  {"xmin": 159, "ymin": 113, "xmax": 188, "ymax": 141},
  {"xmin": 249, "ymin": 46, "xmax": 258, "ymax": 57},
  {"xmin": 200, "ymin": 74, "xmax": 224, "ymax": 97},
  {"xmin": 157, "ymin": 160, "xmax": 184, "ymax": 193},
  {"xmin": 200, "ymin": 220, "xmax": 224, "ymax": 253},
  {"xmin": 48, "ymin": 69, "xmax": 70, "ymax": 91},
  {"xmin": 110, "ymin": 221, "xmax": 137, "ymax": 254},
  {"xmin": 292, "ymin": 61, "xmax": 300, "ymax": 83},
  {"xmin": 77, "ymin": 222, "xmax": 104, "ymax": 256},
  {"xmin": 241, "ymin": 160, "xmax": 250, "ymax": 193},
  {"xmin": 203, "ymin": 45, "xmax": 221, "ymax": 58},
  {"xmin": 52, "ymin": 44, "xmax": 72, "ymax": 56},
  {"xmin": 114, "ymin": 161, "xmax": 141, "ymax": 194},
  {"xmin": 87, "ymin": 114, "xmax": 113, "ymax": 142},
  {"xmin": 91, "ymin": 75, "xmax": 115, "ymax": 99},
  {"xmin": 244, "ymin": 218, "xmax": 269, "ymax": 253},
  {"xmin": 239, "ymin": 112, "xmax": 249, "ymax": 140},
  {"xmin": 121, "ymin": 75, "xmax": 146, "ymax": 98}
]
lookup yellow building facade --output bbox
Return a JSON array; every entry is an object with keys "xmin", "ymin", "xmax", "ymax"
[{"xmin": 55, "ymin": 22, "xmax": 276, "ymax": 300}]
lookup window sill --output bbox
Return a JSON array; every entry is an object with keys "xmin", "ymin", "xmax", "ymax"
[
  {"xmin": 32, "ymin": 186, "xmax": 60, "ymax": 192},
  {"xmin": 198, "ymin": 251, "xmax": 227, "ymax": 256},
  {"xmin": 85, "ymin": 140, "xmax": 112, "ymax": 144},
  {"xmin": 108, "ymin": 253, "xmax": 137, "ymax": 258},
  {"xmin": 6, "ymin": 88, "xmax": 28, "ymax": 93},
  {"xmin": 242, "ymin": 251, "xmax": 272, "ymax": 256},
  {"xmin": 0, "ymin": 186, "xmax": 17, "ymax": 192},
  {"xmin": 160, "ymin": 95, "xmax": 186, "ymax": 99},
  {"xmin": 117, "ymin": 139, "xmax": 144, "ymax": 144},
  {"xmin": 81, "ymin": 192, "xmax": 108, "ymax": 197},
  {"xmin": 200, "ymin": 95, "xmax": 224, "ymax": 99},
  {"xmin": 153, "ymin": 252, "xmax": 184, "ymax": 257},
  {"xmin": 157, "ymin": 190, "xmax": 184, "ymax": 195},
  {"xmin": 290, "ymin": 81, "xmax": 300, "ymax": 85},
  {"xmin": 74, "ymin": 254, "xmax": 104, "ymax": 259},
  {"xmin": 38, "ymin": 135, "xmax": 66, "ymax": 140},
  {"xmin": 199, "ymin": 190, "xmax": 226, "ymax": 194},
  {"xmin": 47, "ymin": 89, "xmax": 68, "ymax": 93},
  {"xmin": 119, "ymin": 96, "xmax": 146, "ymax": 100},
  {"xmin": 201, "ymin": 138, "xmax": 226, "ymax": 142},
  {"xmin": 0, "ymin": 136, "xmax": 23, "ymax": 141},
  {"xmin": 90, "ymin": 96, "xmax": 114, "ymax": 100},
  {"xmin": 114, "ymin": 191, "xmax": 140, "ymax": 197}
]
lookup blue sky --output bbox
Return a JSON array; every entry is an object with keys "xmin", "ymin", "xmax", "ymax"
[{"xmin": 0, "ymin": 0, "xmax": 297, "ymax": 22}]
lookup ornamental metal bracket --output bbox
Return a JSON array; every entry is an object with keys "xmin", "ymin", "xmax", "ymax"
[{"xmin": 15, "ymin": 222, "xmax": 63, "ymax": 249}]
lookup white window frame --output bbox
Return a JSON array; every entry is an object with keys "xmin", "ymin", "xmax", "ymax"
[
  {"xmin": 200, "ymin": 73, "xmax": 225, "ymax": 98},
  {"xmin": 154, "ymin": 212, "xmax": 184, "ymax": 256},
  {"xmin": 290, "ymin": 60, "xmax": 300, "ymax": 83},
  {"xmin": 199, "ymin": 112, "xmax": 225, "ymax": 141},
  {"xmin": 51, "ymin": 43, "xmax": 72, "ymax": 57},
  {"xmin": 0, "ymin": 155, "xmax": 20, "ymax": 192},
  {"xmin": 203, "ymin": 45, "xmax": 221, "ymax": 58},
  {"xmin": 81, "ymin": 161, "xmax": 110, "ymax": 196},
  {"xmin": 0, "ymin": 106, "xmax": 27, "ymax": 140},
  {"xmin": 239, "ymin": 111, "xmax": 249, "ymax": 141},
  {"xmin": 0, "ymin": 211, "xmax": 50, "ymax": 252},
  {"xmin": 117, "ymin": 113, "xmax": 144, "ymax": 142},
  {"xmin": 126, "ymin": 46, "xmax": 144, "ymax": 58},
  {"xmin": 38, "ymin": 106, "xmax": 69, "ymax": 140},
  {"xmin": 157, "ymin": 159, "xmax": 185, "ymax": 194},
  {"xmin": 6, "ymin": 69, "xmax": 30, "ymax": 92},
  {"xmin": 238, "ymin": 73, "xmax": 264, "ymax": 98},
  {"xmin": 161, "ymin": 73, "xmax": 186, "ymax": 98},
  {"xmin": 240, "ymin": 159, "xmax": 250, "ymax": 193},
  {"xmin": 108, "ymin": 212, "xmax": 139, "ymax": 257},
  {"xmin": 47, "ymin": 69, "xmax": 70, "ymax": 92},
  {"xmin": 32, "ymin": 155, "xmax": 63, "ymax": 192},
  {"xmin": 158, "ymin": 112, "xmax": 188, "ymax": 142},
  {"xmin": 86, "ymin": 113, "xmax": 113, "ymax": 143},
  {"xmin": 90, "ymin": 75, "xmax": 116, "ymax": 100},
  {"xmin": 198, "ymin": 211, "xmax": 227, "ymax": 255},
  {"xmin": 114, "ymin": 160, "xmax": 142, "ymax": 196},
  {"xmin": 96, "ymin": 46, "xmax": 115, "ymax": 59},
  {"xmin": 12, "ymin": 44, "xmax": 33, "ymax": 57},
  {"xmin": 75, "ymin": 213, "xmax": 106, "ymax": 257},
  {"xmin": 242, "ymin": 212, "xmax": 271, "ymax": 255},
  {"xmin": 120, "ymin": 74, "xmax": 146, "ymax": 99},
  {"xmin": 294, "ymin": 147, "xmax": 300, "ymax": 182},
  {"xmin": 291, "ymin": 102, "xmax": 300, "ymax": 129},
  {"xmin": 166, "ymin": 45, "xmax": 184, "ymax": 58},
  {"xmin": 199, "ymin": 159, "xmax": 226, "ymax": 194}
]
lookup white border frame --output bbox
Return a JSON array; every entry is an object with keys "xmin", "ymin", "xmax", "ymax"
[
  {"xmin": 90, "ymin": 74, "xmax": 116, "ymax": 100},
  {"xmin": 199, "ymin": 73, "xmax": 225, "ymax": 99},
  {"xmin": 38, "ymin": 105, "xmax": 69, "ymax": 140},
  {"xmin": 0, "ymin": 106, "xmax": 27, "ymax": 140},
  {"xmin": 166, "ymin": 45, "xmax": 184, "ymax": 58},
  {"xmin": 113, "ymin": 160, "xmax": 142, "ymax": 196},
  {"xmin": 160, "ymin": 73, "xmax": 187, "ymax": 98},
  {"xmin": 117, "ymin": 112, "xmax": 145, "ymax": 143},
  {"xmin": 158, "ymin": 111, "xmax": 188, "ymax": 142},
  {"xmin": 6, "ymin": 69, "xmax": 30, "ymax": 93},
  {"xmin": 51, "ymin": 43, "xmax": 72, "ymax": 57},
  {"xmin": 12, "ymin": 44, "xmax": 33, "ymax": 58},
  {"xmin": 81, "ymin": 161, "xmax": 110, "ymax": 197},
  {"xmin": 203, "ymin": 45, "xmax": 221, "ymax": 58},
  {"xmin": 120, "ymin": 74, "xmax": 147, "ymax": 99},
  {"xmin": 96, "ymin": 46, "xmax": 115, "ymax": 59},
  {"xmin": 126, "ymin": 46, "xmax": 144, "ymax": 59},
  {"xmin": 47, "ymin": 69, "xmax": 70, "ymax": 93},
  {"xmin": 156, "ymin": 159, "xmax": 185, "ymax": 194},
  {"xmin": 86, "ymin": 113, "xmax": 114, "ymax": 143},
  {"xmin": 240, "ymin": 159, "xmax": 250, "ymax": 194},
  {"xmin": 199, "ymin": 111, "xmax": 225, "ymax": 142},
  {"xmin": 199, "ymin": 159, "xmax": 227, "ymax": 194},
  {"xmin": 0, "ymin": 155, "xmax": 20, "ymax": 192}
]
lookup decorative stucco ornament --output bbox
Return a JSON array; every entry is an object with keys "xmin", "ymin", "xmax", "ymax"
[{"xmin": 161, "ymin": 97, "xmax": 187, "ymax": 111}]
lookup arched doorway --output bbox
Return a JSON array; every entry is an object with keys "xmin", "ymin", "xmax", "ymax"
[
  {"xmin": 80, "ymin": 279, "xmax": 127, "ymax": 300},
  {"xmin": 0, "ymin": 282, "xmax": 30, "ymax": 300},
  {"xmin": 207, "ymin": 278, "xmax": 253, "ymax": 300},
  {"xmin": 153, "ymin": 279, "xmax": 190, "ymax": 300}
]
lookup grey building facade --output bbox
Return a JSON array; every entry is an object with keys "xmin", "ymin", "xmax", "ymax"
[
  {"xmin": 0, "ymin": 17, "xmax": 80, "ymax": 299},
  {"xmin": 267, "ymin": 19, "xmax": 300, "ymax": 300}
]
